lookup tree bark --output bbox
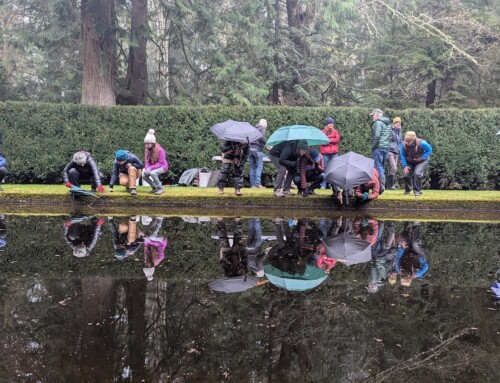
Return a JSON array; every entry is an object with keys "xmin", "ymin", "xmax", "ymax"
[
  {"xmin": 426, "ymin": 77, "xmax": 437, "ymax": 108},
  {"xmin": 120, "ymin": 0, "xmax": 149, "ymax": 105},
  {"xmin": 81, "ymin": 0, "xmax": 117, "ymax": 105}
]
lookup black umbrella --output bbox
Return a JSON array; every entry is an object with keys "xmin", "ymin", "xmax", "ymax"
[
  {"xmin": 210, "ymin": 120, "xmax": 264, "ymax": 144},
  {"xmin": 324, "ymin": 151, "xmax": 374, "ymax": 190}
]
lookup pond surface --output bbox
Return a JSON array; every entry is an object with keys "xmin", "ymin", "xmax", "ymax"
[{"xmin": 0, "ymin": 214, "xmax": 499, "ymax": 382}]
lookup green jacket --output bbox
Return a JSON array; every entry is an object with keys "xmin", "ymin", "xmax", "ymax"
[{"xmin": 371, "ymin": 117, "xmax": 391, "ymax": 150}]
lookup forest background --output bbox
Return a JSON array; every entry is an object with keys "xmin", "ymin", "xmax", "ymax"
[{"xmin": 1, "ymin": 0, "xmax": 499, "ymax": 108}]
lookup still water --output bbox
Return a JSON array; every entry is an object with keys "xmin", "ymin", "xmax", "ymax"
[{"xmin": 0, "ymin": 214, "xmax": 498, "ymax": 382}]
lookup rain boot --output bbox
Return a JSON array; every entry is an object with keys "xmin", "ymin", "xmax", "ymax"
[
  {"xmin": 386, "ymin": 175, "xmax": 394, "ymax": 190},
  {"xmin": 379, "ymin": 176, "xmax": 386, "ymax": 195}
]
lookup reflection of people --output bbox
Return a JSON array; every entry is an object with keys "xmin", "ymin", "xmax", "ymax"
[
  {"xmin": 216, "ymin": 218, "xmax": 248, "ymax": 277},
  {"xmin": 142, "ymin": 217, "xmax": 167, "ymax": 281},
  {"xmin": 353, "ymin": 168, "xmax": 380, "ymax": 204},
  {"xmin": 64, "ymin": 216, "xmax": 104, "ymax": 257},
  {"xmin": 108, "ymin": 216, "xmax": 144, "ymax": 260},
  {"xmin": 395, "ymin": 222, "xmax": 429, "ymax": 286},
  {"xmin": 249, "ymin": 119, "xmax": 268, "ymax": 189},
  {"xmin": 351, "ymin": 217, "xmax": 379, "ymax": 246},
  {"xmin": 63, "ymin": 151, "xmax": 104, "ymax": 193},
  {"xmin": 246, "ymin": 218, "xmax": 265, "ymax": 277},
  {"xmin": 217, "ymin": 141, "xmax": 249, "ymax": 196},
  {"xmin": 109, "ymin": 150, "xmax": 144, "ymax": 196},
  {"xmin": 142, "ymin": 129, "xmax": 169, "ymax": 195},
  {"xmin": 0, "ymin": 215, "xmax": 7, "ymax": 252}
]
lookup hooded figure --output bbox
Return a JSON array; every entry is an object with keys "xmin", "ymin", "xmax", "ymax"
[{"xmin": 64, "ymin": 216, "xmax": 104, "ymax": 257}]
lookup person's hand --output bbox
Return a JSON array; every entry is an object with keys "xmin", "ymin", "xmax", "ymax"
[
  {"xmin": 362, "ymin": 192, "xmax": 369, "ymax": 200},
  {"xmin": 403, "ymin": 166, "xmax": 409, "ymax": 174},
  {"xmin": 64, "ymin": 221, "xmax": 72, "ymax": 227},
  {"xmin": 302, "ymin": 189, "xmax": 309, "ymax": 198},
  {"xmin": 143, "ymin": 168, "xmax": 151, "ymax": 176},
  {"xmin": 97, "ymin": 185, "xmax": 104, "ymax": 193},
  {"xmin": 65, "ymin": 182, "xmax": 72, "ymax": 188},
  {"xmin": 108, "ymin": 186, "xmax": 114, "ymax": 192},
  {"xmin": 97, "ymin": 218, "xmax": 105, "ymax": 226},
  {"xmin": 125, "ymin": 163, "xmax": 132, "ymax": 169}
]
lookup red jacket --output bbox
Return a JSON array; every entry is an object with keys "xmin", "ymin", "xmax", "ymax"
[
  {"xmin": 298, "ymin": 153, "xmax": 324, "ymax": 190},
  {"xmin": 354, "ymin": 168, "xmax": 380, "ymax": 200},
  {"xmin": 320, "ymin": 127, "xmax": 340, "ymax": 155}
]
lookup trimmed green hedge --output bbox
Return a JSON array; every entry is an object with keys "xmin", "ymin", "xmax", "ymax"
[{"xmin": 0, "ymin": 102, "xmax": 499, "ymax": 189}]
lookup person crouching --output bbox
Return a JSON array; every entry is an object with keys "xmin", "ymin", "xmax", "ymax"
[
  {"xmin": 62, "ymin": 151, "xmax": 104, "ymax": 193},
  {"xmin": 294, "ymin": 148, "xmax": 325, "ymax": 197},
  {"xmin": 354, "ymin": 168, "xmax": 380, "ymax": 204},
  {"xmin": 217, "ymin": 141, "xmax": 249, "ymax": 196},
  {"xmin": 142, "ymin": 129, "xmax": 169, "ymax": 195},
  {"xmin": 109, "ymin": 150, "xmax": 144, "ymax": 195}
]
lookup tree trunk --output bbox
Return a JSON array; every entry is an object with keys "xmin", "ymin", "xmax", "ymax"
[
  {"xmin": 81, "ymin": 0, "xmax": 117, "ymax": 105},
  {"xmin": 120, "ymin": 0, "xmax": 149, "ymax": 105},
  {"xmin": 426, "ymin": 77, "xmax": 437, "ymax": 108},
  {"xmin": 271, "ymin": 0, "xmax": 282, "ymax": 104}
]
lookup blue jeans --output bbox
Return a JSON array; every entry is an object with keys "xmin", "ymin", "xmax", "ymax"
[
  {"xmin": 320, "ymin": 153, "xmax": 338, "ymax": 188},
  {"xmin": 249, "ymin": 150, "xmax": 266, "ymax": 186},
  {"xmin": 372, "ymin": 148, "xmax": 388, "ymax": 179}
]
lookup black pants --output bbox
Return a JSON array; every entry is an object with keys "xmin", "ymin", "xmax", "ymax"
[
  {"xmin": 217, "ymin": 163, "xmax": 244, "ymax": 189},
  {"xmin": 0, "ymin": 167, "xmax": 7, "ymax": 184},
  {"xmin": 68, "ymin": 167, "xmax": 97, "ymax": 189}
]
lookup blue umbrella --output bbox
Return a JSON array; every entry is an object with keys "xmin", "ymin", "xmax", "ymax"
[
  {"xmin": 69, "ymin": 185, "xmax": 97, "ymax": 198},
  {"xmin": 210, "ymin": 120, "xmax": 264, "ymax": 144},
  {"xmin": 266, "ymin": 125, "xmax": 330, "ymax": 146},
  {"xmin": 264, "ymin": 264, "xmax": 328, "ymax": 291}
]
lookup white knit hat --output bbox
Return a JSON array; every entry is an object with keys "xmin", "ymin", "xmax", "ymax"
[
  {"xmin": 258, "ymin": 119, "xmax": 267, "ymax": 128},
  {"xmin": 144, "ymin": 129, "xmax": 156, "ymax": 144},
  {"xmin": 73, "ymin": 151, "xmax": 87, "ymax": 166}
]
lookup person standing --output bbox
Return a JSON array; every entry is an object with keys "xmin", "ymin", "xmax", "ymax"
[
  {"xmin": 400, "ymin": 131, "xmax": 432, "ymax": 196},
  {"xmin": 217, "ymin": 140, "xmax": 249, "ymax": 196},
  {"xmin": 369, "ymin": 109, "xmax": 391, "ymax": 193},
  {"xmin": 62, "ymin": 151, "xmax": 104, "ymax": 193},
  {"xmin": 142, "ymin": 129, "xmax": 169, "ymax": 195},
  {"xmin": 249, "ymin": 119, "xmax": 267, "ymax": 189},
  {"xmin": 0, "ymin": 155, "xmax": 7, "ymax": 191},
  {"xmin": 268, "ymin": 140, "xmax": 309, "ymax": 197},
  {"xmin": 109, "ymin": 150, "xmax": 144, "ymax": 195},
  {"xmin": 319, "ymin": 117, "xmax": 340, "ymax": 189},
  {"xmin": 387, "ymin": 117, "xmax": 403, "ymax": 190}
]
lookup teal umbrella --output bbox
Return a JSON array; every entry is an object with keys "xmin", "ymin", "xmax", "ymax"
[
  {"xmin": 264, "ymin": 264, "xmax": 328, "ymax": 291},
  {"xmin": 266, "ymin": 125, "xmax": 330, "ymax": 147}
]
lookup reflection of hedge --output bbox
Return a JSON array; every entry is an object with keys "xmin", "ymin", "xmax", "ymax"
[
  {"xmin": 1, "ymin": 216, "xmax": 498, "ymax": 287},
  {"xmin": 0, "ymin": 101, "xmax": 499, "ymax": 188}
]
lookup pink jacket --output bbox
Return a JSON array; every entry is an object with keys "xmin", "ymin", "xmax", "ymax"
[
  {"xmin": 145, "ymin": 144, "xmax": 169, "ymax": 172},
  {"xmin": 144, "ymin": 237, "xmax": 168, "ymax": 266}
]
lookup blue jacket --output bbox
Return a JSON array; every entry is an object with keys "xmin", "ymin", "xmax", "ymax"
[
  {"xmin": 400, "ymin": 140, "xmax": 432, "ymax": 167},
  {"xmin": 0, "ymin": 156, "xmax": 7, "ymax": 168},
  {"xmin": 109, "ymin": 151, "xmax": 144, "ymax": 187},
  {"xmin": 395, "ymin": 247, "xmax": 429, "ymax": 279}
]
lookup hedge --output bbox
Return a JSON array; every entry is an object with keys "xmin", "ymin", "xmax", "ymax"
[{"xmin": 0, "ymin": 102, "xmax": 499, "ymax": 189}]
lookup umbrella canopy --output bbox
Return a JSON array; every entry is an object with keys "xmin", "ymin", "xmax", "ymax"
[
  {"xmin": 321, "ymin": 234, "xmax": 372, "ymax": 266},
  {"xmin": 266, "ymin": 125, "xmax": 330, "ymax": 146},
  {"xmin": 210, "ymin": 120, "xmax": 263, "ymax": 144},
  {"xmin": 69, "ymin": 185, "xmax": 96, "ymax": 198},
  {"xmin": 264, "ymin": 264, "xmax": 328, "ymax": 291},
  {"xmin": 209, "ymin": 276, "xmax": 260, "ymax": 293},
  {"xmin": 324, "ymin": 151, "xmax": 374, "ymax": 190}
]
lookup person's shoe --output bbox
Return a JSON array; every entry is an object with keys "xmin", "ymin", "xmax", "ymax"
[
  {"xmin": 308, "ymin": 188, "xmax": 316, "ymax": 195},
  {"xmin": 218, "ymin": 187, "xmax": 224, "ymax": 195},
  {"xmin": 414, "ymin": 191, "xmax": 422, "ymax": 196},
  {"xmin": 390, "ymin": 185, "xmax": 398, "ymax": 190},
  {"xmin": 256, "ymin": 185, "xmax": 266, "ymax": 188},
  {"xmin": 91, "ymin": 188, "xmax": 97, "ymax": 193},
  {"xmin": 404, "ymin": 191, "xmax": 411, "ymax": 195},
  {"xmin": 282, "ymin": 191, "xmax": 295, "ymax": 196},
  {"xmin": 130, "ymin": 188, "xmax": 137, "ymax": 196},
  {"xmin": 235, "ymin": 188, "xmax": 242, "ymax": 196},
  {"xmin": 149, "ymin": 188, "xmax": 158, "ymax": 194},
  {"xmin": 125, "ymin": 188, "xmax": 131, "ymax": 192},
  {"xmin": 250, "ymin": 186, "xmax": 257, "ymax": 189},
  {"xmin": 320, "ymin": 186, "xmax": 326, "ymax": 190},
  {"xmin": 273, "ymin": 190, "xmax": 285, "ymax": 197},
  {"xmin": 154, "ymin": 188, "xmax": 164, "ymax": 195}
]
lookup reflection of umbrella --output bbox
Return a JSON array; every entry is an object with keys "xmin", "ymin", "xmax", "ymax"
[
  {"xmin": 266, "ymin": 125, "xmax": 330, "ymax": 146},
  {"xmin": 209, "ymin": 276, "xmax": 260, "ymax": 293},
  {"xmin": 264, "ymin": 264, "xmax": 327, "ymax": 291},
  {"xmin": 210, "ymin": 120, "xmax": 263, "ymax": 143},
  {"xmin": 324, "ymin": 151, "xmax": 374, "ymax": 190},
  {"xmin": 321, "ymin": 234, "xmax": 372, "ymax": 266},
  {"xmin": 69, "ymin": 185, "xmax": 97, "ymax": 198}
]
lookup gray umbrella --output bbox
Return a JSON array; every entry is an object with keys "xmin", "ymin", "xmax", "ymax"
[
  {"xmin": 324, "ymin": 151, "xmax": 374, "ymax": 190},
  {"xmin": 321, "ymin": 234, "xmax": 372, "ymax": 266},
  {"xmin": 209, "ymin": 276, "xmax": 260, "ymax": 293},
  {"xmin": 210, "ymin": 120, "xmax": 264, "ymax": 144}
]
